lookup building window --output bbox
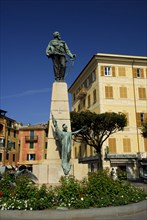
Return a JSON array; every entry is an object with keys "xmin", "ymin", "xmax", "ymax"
[
  {"xmin": 123, "ymin": 138, "xmax": 131, "ymax": 152},
  {"xmin": 87, "ymin": 78, "xmax": 90, "ymax": 87},
  {"xmin": 44, "ymin": 154, "xmax": 47, "ymax": 159},
  {"xmin": 45, "ymin": 142, "xmax": 48, "ymax": 149},
  {"xmin": 105, "ymin": 66, "xmax": 112, "ymax": 76},
  {"xmin": 6, "ymin": 152, "xmax": 9, "ymax": 160},
  {"xmin": 140, "ymin": 113, "xmax": 145, "ymax": 124},
  {"xmin": 30, "ymin": 130, "xmax": 34, "ymax": 138},
  {"xmin": 93, "ymin": 89, "xmax": 97, "ymax": 104},
  {"xmin": 108, "ymin": 138, "xmax": 116, "ymax": 153},
  {"xmin": 30, "ymin": 130, "xmax": 34, "ymax": 149},
  {"xmin": 14, "ymin": 130, "xmax": 16, "ymax": 137},
  {"xmin": 136, "ymin": 112, "xmax": 147, "ymax": 127},
  {"xmin": 30, "ymin": 142, "xmax": 34, "ymax": 149},
  {"xmin": 13, "ymin": 142, "xmax": 15, "ymax": 149},
  {"xmin": 0, "ymin": 153, "xmax": 2, "ymax": 161},
  {"xmin": 105, "ymin": 86, "xmax": 113, "ymax": 99},
  {"xmin": 118, "ymin": 67, "xmax": 126, "ymax": 76},
  {"xmin": 138, "ymin": 88, "xmax": 146, "ymax": 99},
  {"xmin": 88, "ymin": 95, "xmax": 91, "ymax": 108},
  {"xmin": 101, "ymin": 66, "xmax": 115, "ymax": 77},
  {"xmin": 73, "ymin": 93, "xmax": 76, "ymax": 102},
  {"xmin": 120, "ymin": 87, "xmax": 127, "ymax": 98},
  {"xmin": 27, "ymin": 154, "xmax": 36, "ymax": 160},
  {"xmin": 137, "ymin": 68, "xmax": 141, "ymax": 77},
  {"xmin": 133, "ymin": 68, "xmax": 144, "ymax": 78},
  {"xmin": 8, "ymin": 128, "xmax": 10, "ymax": 136},
  {"xmin": 83, "ymin": 79, "xmax": 87, "ymax": 88},
  {"xmin": 92, "ymin": 70, "xmax": 96, "ymax": 82},
  {"xmin": 13, "ymin": 154, "xmax": 15, "ymax": 162},
  {"xmin": 82, "ymin": 98, "xmax": 86, "ymax": 110}
]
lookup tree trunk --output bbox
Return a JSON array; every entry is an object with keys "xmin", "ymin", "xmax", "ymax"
[
  {"xmin": 96, "ymin": 146, "xmax": 103, "ymax": 170},
  {"xmin": 98, "ymin": 152, "xmax": 103, "ymax": 170}
]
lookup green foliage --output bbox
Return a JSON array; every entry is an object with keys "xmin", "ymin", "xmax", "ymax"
[
  {"xmin": 70, "ymin": 111, "xmax": 127, "ymax": 153},
  {"xmin": 86, "ymin": 171, "xmax": 146, "ymax": 207},
  {"xmin": 0, "ymin": 171, "xmax": 146, "ymax": 210},
  {"xmin": 117, "ymin": 170, "xmax": 127, "ymax": 181},
  {"xmin": 0, "ymin": 173, "xmax": 15, "ymax": 198},
  {"xmin": 14, "ymin": 176, "xmax": 38, "ymax": 200}
]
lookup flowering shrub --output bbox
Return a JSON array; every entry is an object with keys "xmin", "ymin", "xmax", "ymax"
[
  {"xmin": 0, "ymin": 173, "xmax": 15, "ymax": 198},
  {"xmin": 54, "ymin": 175, "xmax": 90, "ymax": 208},
  {"xmin": 0, "ymin": 171, "xmax": 146, "ymax": 210},
  {"xmin": 87, "ymin": 171, "xmax": 146, "ymax": 207},
  {"xmin": 0, "ymin": 174, "xmax": 55, "ymax": 210}
]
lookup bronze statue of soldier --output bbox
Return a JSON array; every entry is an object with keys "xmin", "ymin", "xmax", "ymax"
[{"xmin": 46, "ymin": 32, "xmax": 76, "ymax": 81}]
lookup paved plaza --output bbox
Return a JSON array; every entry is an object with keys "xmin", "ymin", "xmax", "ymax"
[{"xmin": 0, "ymin": 200, "xmax": 147, "ymax": 220}]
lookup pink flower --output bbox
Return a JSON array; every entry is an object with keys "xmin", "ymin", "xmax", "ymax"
[{"xmin": 0, "ymin": 191, "xmax": 3, "ymax": 196}]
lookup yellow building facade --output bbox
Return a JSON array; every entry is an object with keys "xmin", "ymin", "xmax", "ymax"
[
  {"xmin": 0, "ymin": 109, "xmax": 20, "ymax": 169},
  {"xmin": 69, "ymin": 53, "xmax": 147, "ymax": 180}
]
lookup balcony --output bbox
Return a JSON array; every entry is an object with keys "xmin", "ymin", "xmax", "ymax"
[
  {"xmin": 77, "ymin": 88, "xmax": 87, "ymax": 100},
  {"xmin": 0, "ymin": 143, "xmax": 4, "ymax": 148},
  {"xmin": 25, "ymin": 136, "xmax": 38, "ymax": 142},
  {"xmin": 79, "ymin": 155, "xmax": 99, "ymax": 163}
]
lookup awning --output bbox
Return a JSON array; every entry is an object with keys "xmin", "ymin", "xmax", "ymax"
[
  {"xmin": 6, "ymin": 165, "xmax": 12, "ymax": 169},
  {"xmin": 140, "ymin": 162, "xmax": 147, "ymax": 166},
  {"xmin": 110, "ymin": 159, "xmax": 136, "ymax": 164}
]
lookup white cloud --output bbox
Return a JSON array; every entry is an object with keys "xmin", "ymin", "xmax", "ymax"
[{"xmin": 0, "ymin": 87, "xmax": 51, "ymax": 99}]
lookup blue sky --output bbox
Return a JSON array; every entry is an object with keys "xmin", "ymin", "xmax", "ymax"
[{"xmin": 0, "ymin": 0, "xmax": 147, "ymax": 125}]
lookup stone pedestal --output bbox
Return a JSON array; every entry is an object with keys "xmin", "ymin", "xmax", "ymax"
[
  {"xmin": 33, "ymin": 159, "xmax": 88, "ymax": 185},
  {"xmin": 47, "ymin": 81, "xmax": 71, "ymax": 160},
  {"xmin": 33, "ymin": 81, "xmax": 88, "ymax": 185}
]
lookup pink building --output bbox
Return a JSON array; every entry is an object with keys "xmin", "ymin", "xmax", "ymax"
[{"xmin": 18, "ymin": 123, "xmax": 48, "ymax": 170}]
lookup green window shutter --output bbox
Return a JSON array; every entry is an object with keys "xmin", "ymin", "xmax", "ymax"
[{"xmin": 30, "ymin": 130, "xmax": 34, "ymax": 148}]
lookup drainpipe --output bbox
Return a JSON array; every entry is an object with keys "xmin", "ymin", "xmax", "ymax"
[{"xmin": 132, "ymin": 59, "xmax": 140, "ymax": 153}]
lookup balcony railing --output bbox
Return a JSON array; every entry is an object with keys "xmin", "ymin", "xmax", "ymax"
[
  {"xmin": 25, "ymin": 136, "xmax": 38, "ymax": 142},
  {"xmin": 77, "ymin": 88, "xmax": 87, "ymax": 99}
]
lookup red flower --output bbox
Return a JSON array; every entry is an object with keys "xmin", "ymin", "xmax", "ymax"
[
  {"xmin": 80, "ymin": 192, "xmax": 83, "ymax": 198},
  {"xmin": 0, "ymin": 191, "xmax": 3, "ymax": 197},
  {"xmin": 11, "ymin": 192, "xmax": 15, "ymax": 196}
]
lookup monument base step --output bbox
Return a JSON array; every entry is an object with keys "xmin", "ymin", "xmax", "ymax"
[{"xmin": 33, "ymin": 159, "xmax": 88, "ymax": 185}]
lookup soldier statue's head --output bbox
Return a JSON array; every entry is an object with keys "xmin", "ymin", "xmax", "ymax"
[{"xmin": 53, "ymin": 31, "xmax": 60, "ymax": 39}]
